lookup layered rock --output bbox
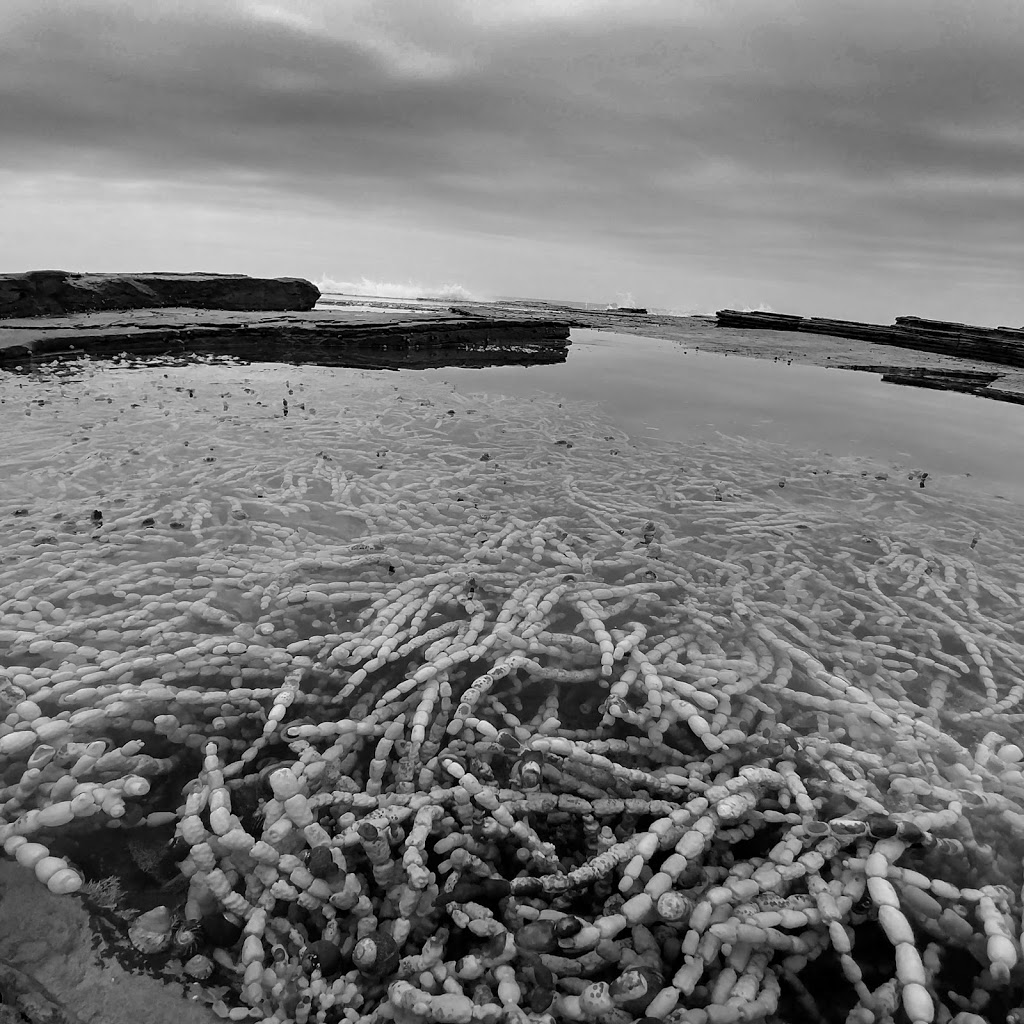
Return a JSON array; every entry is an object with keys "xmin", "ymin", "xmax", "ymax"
[
  {"xmin": 0, "ymin": 271, "xmax": 320, "ymax": 318},
  {"xmin": 716, "ymin": 309, "xmax": 1024, "ymax": 369},
  {"xmin": 0, "ymin": 307, "xmax": 571, "ymax": 371}
]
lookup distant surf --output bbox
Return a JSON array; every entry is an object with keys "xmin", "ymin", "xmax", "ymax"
[
  {"xmin": 315, "ymin": 276, "xmax": 724, "ymax": 317},
  {"xmin": 315, "ymin": 276, "xmax": 483, "ymax": 302}
]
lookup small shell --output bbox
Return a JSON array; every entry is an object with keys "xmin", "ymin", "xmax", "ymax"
[
  {"xmin": 514, "ymin": 752, "xmax": 544, "ymax": 791},
  {"xmin": 46, "ymin": 867, "xmax": 84, "ymax": 895},
  {"xmin": 305, "ymin": 939, "xmax": 342, "ymax": 976},
  {"xmin": 183, "ymin": 954, "xmax": 214, "ymax": 980},
  {"xmin": 27, "ymin": 744, "xmax": 56, "ymax": 770},
  {"xmin": 610, "ymin": 968, "xmax": 663, "ymax": 1014},
  {"xmin": 514, "ymin": 920, "xmax": 557, "ymax": 954},
  {"xmin": 495, "ymin": 730, "xmax": 524, "ymax": 756},
  {"xmin": 129, "ymin": 905, "xmax": 173, "ymax": 954},
  {"xmin": 173, "ymin": 925, "xmax": 198, "ymax": 954},
  {"xmin": 306, "ymin": 846, "xmax": 335, "ymax": 880},
  {"xmin": 0, "ymin": 680, "xmax": 28, "ymax": 712},
  {"xmin": 552, "ymin": 916, "xmax": 584, "ymax": 940},
  {"xmin": 353, "ymin": 931, "xmax": 400, "ymax": 978}
]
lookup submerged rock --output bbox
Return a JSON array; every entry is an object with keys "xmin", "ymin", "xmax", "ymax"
[{"xmin": 0, "ymin": 960, "xmax": 86, "ymax": 1024}]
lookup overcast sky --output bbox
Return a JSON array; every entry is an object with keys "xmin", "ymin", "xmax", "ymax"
[{"xmin": 3, "ymin": 0, "xmax": 1022, "ymax": 323}]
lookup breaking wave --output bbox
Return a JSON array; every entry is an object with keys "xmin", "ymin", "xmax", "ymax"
[{"xmin": 315, "ymin": 275, "xmax": 483, "ymax": 302}]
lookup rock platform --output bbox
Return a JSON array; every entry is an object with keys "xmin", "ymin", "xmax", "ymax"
[
  {"xmin": 716, "ymin": 309, "xmax": 1024, "ymax": 369},
  {"xmin": 0, "ymin": 273, "xmax": 570, "ymax": 369},
  {"xmin": 716, "ymin": 309, "xmax": 1024, "ymax": 405},
  {"xmin": 0, "ymin": 306, "xmax": 570, "ymax": 370}
]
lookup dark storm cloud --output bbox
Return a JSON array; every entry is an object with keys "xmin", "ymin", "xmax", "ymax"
[{"xmin": 2, "ymin": 0, "xmax": 1022, "ymax": 269}]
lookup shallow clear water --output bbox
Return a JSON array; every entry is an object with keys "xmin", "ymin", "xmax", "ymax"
[
  {"xmin": 2, "ymin": 338, "xmax": 1024, "ymax": 1022},
  {"xmin": 422, "ymin": 329, "xmax": 1024, "ymax": 502}
]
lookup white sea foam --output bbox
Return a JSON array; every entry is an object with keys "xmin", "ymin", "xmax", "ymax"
[{"xmin": 315, "ymin": 275, "xmax": 482, "ymax": 302}]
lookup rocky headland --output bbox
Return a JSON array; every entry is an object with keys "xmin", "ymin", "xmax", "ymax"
[{"xmin": 0, "ymin": 271, "xmax": 320, "ymax": 318}]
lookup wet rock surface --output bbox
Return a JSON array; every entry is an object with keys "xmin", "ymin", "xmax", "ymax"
[
  {"xmin": 0, "ymin": 304, "xmax": 571, "ymax": 370},
  {"xmin": 0, "ymin": 862, "xmax": 217, "ymax": 1024},
  {"xmin": 3, "ymin": 284, "xmax": 1024, "ymax": 402},
  {"xmin": 714, "ymin": 309, "xmax": 1024, "ymax": 405},
  {"xmin": 0, "ymin": 961, "xmax": 85, "ymax": 1024},
  {"xmin": 717, "ymin": 308, "xmax": 1024, "ymax": 368},
  {"xmin": 0, "ymin": 272, "xmax": 320, "ymax": 318}
]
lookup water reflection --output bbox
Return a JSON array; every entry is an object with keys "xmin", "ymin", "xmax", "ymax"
[{"xmin": 421, "ymin": 329, "xmax": 1024, "ymax": 501}]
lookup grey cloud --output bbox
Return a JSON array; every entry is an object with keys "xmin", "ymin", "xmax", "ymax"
[{"xmin": 1, "ymin": 0, "xmax": 1022, "ymax": 285}]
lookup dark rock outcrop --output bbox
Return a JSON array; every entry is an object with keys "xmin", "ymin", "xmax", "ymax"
[
  {"xmin": 716, "ymin": 309, "xmax": 1024, "ymax": 369},
  {"xmin": 0, "ymin": 271, "xmax": 320, "ymax": 318},
  {"xmin": 0, "ymin": 307, "xmax": 571, "ymax": 371}
]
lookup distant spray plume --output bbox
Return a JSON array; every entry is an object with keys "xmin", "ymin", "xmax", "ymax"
[
  {"xmin": 315, "ymin": 275, "xmax": 484, "ymax": 302},
  {"xmin": 607, "ymin": 290, "xmax": 638, "ymax": 309}
]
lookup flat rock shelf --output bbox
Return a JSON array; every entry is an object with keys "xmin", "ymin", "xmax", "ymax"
[{"xmin": 0, "ymin": 307, "xmax": 571, "ymax": 370}]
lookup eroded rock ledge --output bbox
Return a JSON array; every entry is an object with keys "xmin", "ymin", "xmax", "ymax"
[
  {"xmin": 0, "ymin": 307, "xmax": 571, "ymax": 370},
  {"xmin": 0, "ymin": 271, "xmax": 320, "ymax": 318},
  {"xmin": 717, "ymin": 309, "xmax": 1024, "ymax": 369}
]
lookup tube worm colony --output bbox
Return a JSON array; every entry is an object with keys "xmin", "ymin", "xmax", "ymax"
[{"xmin": 1, "ymin": 361, "xmax": 1023, "ymax": 1024}]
